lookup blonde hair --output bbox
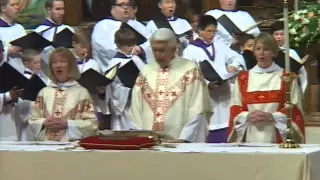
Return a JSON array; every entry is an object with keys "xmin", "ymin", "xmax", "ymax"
[
  {"xmin": 254, "ymin": 33, "xmax": 279, "ymax": 55},
  {"xmin": 72, "ymin": 27, "xmax": 92, "ymax": 58},
  {"xmin": 48, "ymin": 47, "xmax": 80, "ymax": 81},
  {"xmin": 21, "ymin": 49, "xmax": 40, "ymax": 63}
]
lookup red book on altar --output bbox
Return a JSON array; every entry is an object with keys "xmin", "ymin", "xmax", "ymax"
[{"xmin": 78, "ymin": 131, "xmax": 159, "ymax": 150}]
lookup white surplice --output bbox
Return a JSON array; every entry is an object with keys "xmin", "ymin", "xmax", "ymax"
[
  {"xmin": 228, "ymin": 63, "xmax": 305, "ymax": 143},
  {"xmin": 183, "ymin": 39, "xmax": 246, "ymax": 131},
  {"xmin": 279, "ymin": 46, "xmax": 308, "ymax": 94},
  {"xmin": 91, "ymin": 18, "xmax": 151, "ymax": 72},
  {"xmin": 77, "ymin": 58, "xmax": 111, "ymax": 116},
  {"xmin": 33, "ymin": 18, "xmax": 74, "ymax": 64},
  {"xmin": 28, "ymin": 80, "xmax": 98, "ymax": 141},
  {"xmin": 0, "ymin": 18, "xmax": 27, "ymax": 73},
  {"xmin": 205, "ymin": 9, "xmax": 260, "ymax": 47},
  {"xmin": 128, "ymin": 57, "xmax": 212, "ymax": 142},
  {"xmin": 107, "ymin": 53, "xmax": 146, "ymax": 130},
  {"xmin": 146, "ymin": 17, "xmax": 192, "ymax": 50}
]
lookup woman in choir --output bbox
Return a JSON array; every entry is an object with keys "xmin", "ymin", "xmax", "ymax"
[
  {"xmin": 28, "ymin": 48, "xmax": 98, "ymax": 141},
  {"xmin": 108, "ymin": 28, "xmax": 145, "ymax": 130},
  {"xmin": 205, "ymin": 0, "xmax": 260, "ymax": 48},
  {"xmin": 72, "ymin": 28, "xmax": 112, "ymax": 130},
  {"xmin": 0, "ymin": 0, "xmax": 26, "ymax": 73},
  {"xmin": 227, "ymin": 33, "xmax": 305, "ymax": 143}
]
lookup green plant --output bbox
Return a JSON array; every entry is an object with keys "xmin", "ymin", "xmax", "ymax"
[{"xmin": 288, "ymin": 1, "xmax": 320, "ymax": 49}]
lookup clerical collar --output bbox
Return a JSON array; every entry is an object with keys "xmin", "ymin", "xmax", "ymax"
[
  {"xmin": 41, "ymin": 18, "xmax": 61, "ymax": 27},
  {"xmin": 252, "ymin": 62, "xmax": 282, "ymax": 74},
  {"xmin": 49, "ymin": 80, "xmax": 79, "ymax": 90},
  {"xmin": 215, "ymin": 8, "xmax": 239, "ymax": 12},
  {"xmin": 0, "ymin": 17, "xmax": 14, "ymax": 27},
  {"xmin": 167, "ymin": 16, "xmax": 178, "ymax": 21},
  {"xmin": 190, "ymin": 38, "xmax": 215, "ymax": 61},
  {"xmin": 114, "ymin": 52, "xmax": 131, "ymax": 59}
]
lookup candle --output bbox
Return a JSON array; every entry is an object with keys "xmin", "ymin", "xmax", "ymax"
[{"xmin": 283, "ymin": 0, "xmax": 290, "ymax": 73}]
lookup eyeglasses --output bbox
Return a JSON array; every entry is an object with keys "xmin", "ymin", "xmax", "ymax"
[{"xmin": 113, "ymin": 3, "xmax": 134, "ymax": 8}]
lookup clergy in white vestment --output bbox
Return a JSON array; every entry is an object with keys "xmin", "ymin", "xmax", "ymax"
[
  {"xmin": 91, "ymin": 0, "xmax": 151, "ymax": 72},
  {"xmin": 33, "ymin": 0, "xmax": 74, "ymax": 64},
  {"xmin": 182, "ymin": 15, "xmax": 246, "ymax": 143},
  {"xmin": 0, "ymin": 40, "xmax": 25, "ymax": 140},
  {"xmin": 227, "ymin": 33, "xmax": 305, "ymax": 143},
  {"xmin": 108, "ymin": 28, "xmax": 146, "ymax": 130},
  {"xmin": 0, "ymin": 0, "xmax": 26, "ymax": 73},
  {"xmin": 129, "ymin": 28, "xmax": 212, "ymax": 143},
  {"xmin": 270, "ymin": 21, "xmax": 308, "ymax": 94},
  {"xmin": 146, "ymin": 0, "xmax": 192, "ymax": 51},
  {"xmin": 205, "ymin": 0, "xmax": 260, "ymax": 48},
  {"xmin": 28, "ymin": 48, "xmax": 97, "ymax": 141},
  {"xmin": 72, "ymin": 28, "xmax": 112, "ymax": 130}
]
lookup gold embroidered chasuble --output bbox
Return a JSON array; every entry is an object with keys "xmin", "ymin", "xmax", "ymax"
[
  {"xmin": 129, "ymin": 57, "xmax": 212, "ymax": 140},
  {"xmin": 28, "ymin": 80, "xmax": 98, "ymax": 141}
]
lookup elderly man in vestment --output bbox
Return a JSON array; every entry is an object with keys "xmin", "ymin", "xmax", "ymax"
[
  {"xmin": 128, "ymin": 28, "xmax": 212, "ymax": 143},
  {"xmin": 205, "ymin": 0, "xmax": 260, "ymax": 48},
  {"xmin": 227, "ymin": 33, "xmax": 305, "ymax": 143},
  {"xmin": 91, "ymin": 0, "xmax": 151, "ymax": 72}
]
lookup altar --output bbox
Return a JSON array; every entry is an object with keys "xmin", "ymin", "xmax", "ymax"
[{"xmin": 0, "ymin": 142, "xmax": 320, "ymax": 180}]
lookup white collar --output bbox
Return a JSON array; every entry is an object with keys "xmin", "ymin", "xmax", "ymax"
[
  {"xmin": 251, "ymin": 62, "xmax": 282, "ymax": 74},
  {"xmin": 49, "ymin": 80, "xmax": 79, "ymax": 90}
]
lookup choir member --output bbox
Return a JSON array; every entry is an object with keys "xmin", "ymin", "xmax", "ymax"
[
  {"xmin": 186, "ymin": 9, "xmax": 200, "ymax": 40},
  {"xmin": 28, "ymin": 48, "xmax": 97, "ymax": 141},
  {"xmin": 270, "ymin": 21, "xmax": 307, "ymax": 94},
  {"xmin": 0, "ymin": 40, "xmax": 25, "ymax": 140},
  {"xmin": 129, "ymin": 28, "xmax": 212, "ymax": 143},
  {"xmin": 0, "ymin": 0, "xmax": 26, "ymax": 73},
  {"xmin": 34, "ymin": 0, "xmax": 74, "ymax": 64},
  {"xmin": 146, "ymin": 0, "xmax": 192, "ymax": 49},
  {"xmin": 21, "ymin": 49, "xmax": 49, "ymax": 84},
  {"xmin": 91, "ymin": 0, "xmax": 151, "ymax": 72},
  {"xmin": 205, "ymin": 0, "xmax": 260, "ymax": 48},
  {"xmin": 238, "ymin": 33, "xmax": 255, "ymax": 53},
  {"xmin": 72, "ymin": 28, "xmax": 112, "ymax": 130},
  {"xmin": 108, "ymin": 28, "xmax": 146, "ymax": 130},
  {"xmin": 227, "ymin": 33, "xmax": 305, "ymax": 143},
  {"xmin": 14, "ymin": 49, "xmax": 48, "ymax": 141},
  {"xmin": 182, "ymin": 15, "xmax": 246, "ymax": 143}
]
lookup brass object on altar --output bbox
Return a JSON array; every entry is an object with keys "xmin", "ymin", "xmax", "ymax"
[{"xmin": 279, "ymin": 73, "xmax": 300, "ymax": 148}]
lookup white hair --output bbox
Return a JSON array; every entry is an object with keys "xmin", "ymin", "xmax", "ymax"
[{"xmin": 150, "ymin": 28, "xmax": 177, "ymax": 48}]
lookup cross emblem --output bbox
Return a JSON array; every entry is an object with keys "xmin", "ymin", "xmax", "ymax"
[
  {"xmin": 258, "ymin": 94, "xmax": 265, "ymax": 100},
  {"xmin": 156, "ymin": 112, "xmax": 162, "ymax": 117},
  {"xmin": 54, "ymin": 111, "xmax": 61, "ymax": 116},
  {"xmin": 85, "ymin": 103, "xmax": 91, "ymax": 110},
  {"xmin": 158, "ymin": 91, "xmax": 164, "ymax": 95},
  {"xmin": 171, "ymin": 91, "xmax": 177, "ymax": 96}
]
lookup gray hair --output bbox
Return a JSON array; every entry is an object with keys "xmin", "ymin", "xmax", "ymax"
[{"xmin": 150, "ymin": 28, "xmax": 177, "ymax": 48}]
